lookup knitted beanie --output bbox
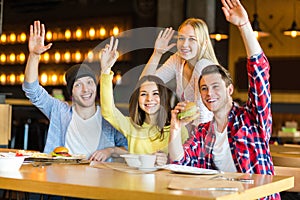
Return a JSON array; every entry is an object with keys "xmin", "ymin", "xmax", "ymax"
[{"xmin": 65, "ymin": 64, "xmax": 97, "ymax": 96}]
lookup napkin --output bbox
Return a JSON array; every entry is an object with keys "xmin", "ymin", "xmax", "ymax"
[{"xmin": 168, "ymin": 176, "xmax": 245, "ymax": 192}]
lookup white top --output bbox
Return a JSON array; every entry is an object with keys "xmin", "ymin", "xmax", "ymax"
[
  {"xmin": 212, "ymin": 125, "xmax": 237, "ymax": 172},
  {"xmin": 155, "ymin": 53, "xmax": 214, "ymax": 126},
  {"xmin": 65, "ymin": 106, "xmax": 102, "ymax": 158}
]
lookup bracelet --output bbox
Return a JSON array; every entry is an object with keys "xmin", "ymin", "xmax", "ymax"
[{"xmin": 238, "ymin": 20, "xmax": 249, "ymax": 28}]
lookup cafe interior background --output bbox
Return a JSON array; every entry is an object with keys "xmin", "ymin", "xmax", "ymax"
[{"xmin": 1, "ymin": 0, "xmax": 300, "ymax": 151}]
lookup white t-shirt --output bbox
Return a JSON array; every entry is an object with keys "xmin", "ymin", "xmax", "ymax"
[
  {"xmin": 212, "ymin": 125, "xmax": 237, "ymax": 172},
  {"xmin": 156, "ymin": 54, "xmax": 214, "ymax": 126},
  {"xmin": 65, "ymin": 106, "xmax": 102, "ymax": 158}
]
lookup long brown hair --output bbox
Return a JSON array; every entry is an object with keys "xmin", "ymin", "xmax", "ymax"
[{"xmin": 129, "ymin": 75, "xmax": 172, "ymax": 140}]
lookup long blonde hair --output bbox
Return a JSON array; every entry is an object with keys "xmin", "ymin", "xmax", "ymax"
[{"xmin": 179, "ymin": 18, "xmax": 219, "ymax": 64}]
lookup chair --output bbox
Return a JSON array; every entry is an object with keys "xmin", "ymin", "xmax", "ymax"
[{"xmin": 0, "ymin": 104, "xmax": 12, "ymax": 148}]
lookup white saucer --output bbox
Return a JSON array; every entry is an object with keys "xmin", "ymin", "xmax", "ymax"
[{"xmin": 138, "ymin": 167, "xmax": 157, "ymax": 172}]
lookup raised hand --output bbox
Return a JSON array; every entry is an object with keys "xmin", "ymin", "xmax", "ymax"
[
  {"xmin": 100, "ymin": 36, "xmax": 119, "ymax": 74},
  {"xmin": 221, "ymin": 0, "xmax": 249, "ymax": 26},
  {"xmin": 28, "ymin": 21, "xmax": 52, "ymax": 55},
  {"xmin": 154, "ymin": 27, "xmax": 176, "ymax": 55}
]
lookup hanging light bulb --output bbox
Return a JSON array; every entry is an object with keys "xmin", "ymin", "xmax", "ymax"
[
  {"xmin": 40, "ymin": 73, "xmax": 48, "ymax": 85},
  {"xmin": 0, "ymin": 54, "xmax": 6, "ymax": 63},
  {"xmin": 210, "ymin": 32, "xmax": 228, "ymax": 41},
  {"xmin": 283, "ymin": 0, "xmax": 300, "ymax": 38},
  {"xmin": 46, "ymin": 31, "xmax": 53, "ymax": 41},
  {"xmin": 0, "ymin": 74, "xmax": 6, "ymax": 85},
  {"xmin": 0, "ymin": 34, "xmax": 6, "ymax": 43},
  {"xmin": 251, "ymin": 0, "xmax": 269, "ymax": 38},
  {"xmin": 88, "ymin": 27, "xmax": 96, "ymax": 39},
  {"xmin": 112, "ymin": 26, "xmax": 119, "ymax": 36},
  {"xmin": 43, "ymin": 52, "xmax": 50, "ymax": 63},
  {"xmin": 19, "ymin": 32, "xmax": 27, "ymax": 43},
  {"xmin": 64, "ymin": 51, "xmax": 71, "ymax": 63},
  {"xmin": 75, "ymin": 28, "xmax": 83, "ymax": 40},
  {"xmin": 9, "ymin": 33, "xmax": 17, "ymax": 43},
  {"xmin": 65, "ymin": 29, "xmax": 71, "ymax": 40},
  {"xmin": 99, "ymin": 27, "xmax": 106, "ymax": 38}
]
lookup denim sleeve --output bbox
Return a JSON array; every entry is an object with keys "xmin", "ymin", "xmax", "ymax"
[{"xmin": 114, "ymin": 129, "xmax": 128, "ymax": 150}]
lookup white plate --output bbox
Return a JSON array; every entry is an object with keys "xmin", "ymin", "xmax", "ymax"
[
  {"xmin": 160, "ymin": 164, "xmax": 219, "ymax": 175},
  {"xmin": 138, "ymin": 167, "xmax": 158, "ymax": 172}
]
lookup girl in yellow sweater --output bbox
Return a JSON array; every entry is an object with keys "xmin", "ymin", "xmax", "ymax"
[{"xmin": 100, "ymin": 37, "xmax": 188, "ymax": 165}]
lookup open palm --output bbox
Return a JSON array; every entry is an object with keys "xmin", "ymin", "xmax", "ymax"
[{"xmin": 28, "ymin": 21, "xmax": 52, "ymax": 55}]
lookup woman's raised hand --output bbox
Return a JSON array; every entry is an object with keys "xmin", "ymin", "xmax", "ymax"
[
  {"xmin": 154, "ymin": 27, "xmax": 176, "ymax": 55},
  {"xmin": 28, "ymin": 20, "xmax": 52, "ymax": 55},
  {"xmin": 221, "ymin": 0, "xmax": 249, "ymax": 27},
  {"xmin": 100, "ymin": 36, "xmax": 119, "ymax": 74}
]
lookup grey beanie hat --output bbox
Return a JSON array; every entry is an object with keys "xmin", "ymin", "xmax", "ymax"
[{"xmin": 65, "ymin": 64, "xmax": 97, "ymax": 96}]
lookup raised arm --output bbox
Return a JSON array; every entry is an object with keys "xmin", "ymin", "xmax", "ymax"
[
  {"xmin": 24, "ymin": 21, "xmax": 52, "ymax": 83},
  {"xmin": 221, "ymin": 0, "xmax": 261, "ymax": 57},
  {"xmin": 139, "ymin": 27, "xmax": 176, "ymax": 78},
  {"xmin": 100, "ymin": 36, "xmax": 119, "ymax": 75}
]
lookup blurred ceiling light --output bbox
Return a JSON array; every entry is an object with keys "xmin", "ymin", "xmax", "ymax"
[
  {"xmin": 54, "ymin": 52, "xmax": 61, "ymax": 63},
  {"xmin": 89, "ymin": 27, "xmax": 96, "ymax": 38},
  {"xmin": 87, "ymin": 50, "xmax": 94, "ymax": 62},
  {"xmin": 9, "ymin": 53, "xmax": 16, "ymax": 63},
  {"xmin": 46, "ymin": 31, "xmax": 52, "ymax": 41},
  {"xmin": 251, "ymin": 0, "xmax": 269, "ymax": 38},
  {"xmin": 283, "ymin": 0, "xmax": 300, "ymax": 38},
  {"xmin": 9, "ymin": 74, "xmax": 16, "ymax": 84},
  {"xmin": 43, "ymin": 52, "xmax": 50, "ymax": 63},
  {"xmin": 19, "ymin": 74, "xmax": 25, "ymax": 83},
  {"xmin": 74, "ymin": 51, "xmax": 82, "ymax": 62},
  {"xmin": 64, "ymin": 51, "xmax": 71, "ymax": 63},
  {"xmin": 9, "ymin": 33, "xmax": 16, "ymax": 43},
  {"xmin": 0, "ymin": 54, "xmax": 6, "ymax": 63},
  {"xmin": 19, "ymin": 32, "xmax": 27, "ymax": 42},
  {"xmin": 100, "ymin": 27, "xmax": 106, "ymax": 37},
  {"xmin": 0, "ymin": 34, "xmax": 6, "ymax": 43},
  {"xmin": 0, "ymin": 74, "xmax": 6, "ymax": 84},
  {"xmin": 210, "ymin": 32, "xmax": 228, "ymax": 41},
  {"xmin": 40, "ymin": 73, "xmax": 48, "ymax": 85},
  {"xmin": 51, "ymin": 74, "xmax": 58, "ymax": 84},
  {"xmin": 75, "ymin": 28, "xmax": 83, "ymax": 40},
  {"xmin": 112, "ymin": 26, "xmax": 119, "ymax": 36},
  {"xmin": 65, "ymin": 29, "xmax": 71, "ymax": 40},
  {"xmin": 18, "ymin": 53, "xmax": 26, "ymax": 63}
]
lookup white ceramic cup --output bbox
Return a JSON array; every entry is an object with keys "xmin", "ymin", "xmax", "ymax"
[{"xmin": 139, "ymin": 154, "xmax": 156, "ymax": 169}]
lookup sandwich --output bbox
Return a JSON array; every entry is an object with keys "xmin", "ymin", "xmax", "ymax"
[
  {"xmin": 51, "ymin": 146, "xmax": 71, "ymax": 157},
  {"xmin": 177, "ymin": 102, "xmax": 200, "ymax": 122}
]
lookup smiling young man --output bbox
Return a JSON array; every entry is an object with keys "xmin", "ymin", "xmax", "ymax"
[
  {"xmin": 169, "ymin": 0, "xmax": 278, "ymax": 199},
  {"xmin": 22, "ymin": 20, "xmax": 128, "ymax": 162}
]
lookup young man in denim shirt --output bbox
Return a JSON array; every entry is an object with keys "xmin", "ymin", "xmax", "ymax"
[{"xmin": 22, "ymin": 20, "xmax": 128, "ymax": 162}]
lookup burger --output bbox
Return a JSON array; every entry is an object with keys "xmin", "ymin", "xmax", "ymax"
[
  {"xmin": 177, "ymin": 102, "xmax": 199, "ymax": 122},
  {"xmin": 51, "ymin": 146, "xmax": 71, "ymax": 157}
]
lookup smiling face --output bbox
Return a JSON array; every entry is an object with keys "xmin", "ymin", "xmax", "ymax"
[
  {"xmin": 199, "ymin": 73, "xmax": 233, "ymax": 113},
  {"xmin": 138, "ymin": 81, "xmax": 161, "ymax": 115},
  {"xmin": 177, "ymin": 24, "xmax": 200, "ymax": 63},
  {"xmin": 72, "ymin": 76, "xmax": 97, "ymax": 108}
]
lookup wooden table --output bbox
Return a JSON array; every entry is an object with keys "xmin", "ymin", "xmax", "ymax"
[
  {"xmin": 0, "ymin": 162, "xmax": 294, "ymax": 200},
  {"xmin": 270, "ymin": 144, "xmax": 300, "ymax": 192},
  {"xmin": 270, "ymin": 144, "xmax": 300, "ymax": 168}
]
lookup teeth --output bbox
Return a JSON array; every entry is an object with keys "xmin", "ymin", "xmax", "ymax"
[
  {"xmin": 82, "ymin": 94, "xmax": 92, "ymax": 99},
  {"xmin": 145, "ymin": 104, "xmax": 155, "ymax": 107},
  {"xmin": 181, "ymin": 49, "xmax": 189, "ymax": 53}
]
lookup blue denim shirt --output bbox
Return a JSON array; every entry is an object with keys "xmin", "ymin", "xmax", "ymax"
[{"xmin": 22, "ymin": 80, "xmax": 128, "ymax": 161}]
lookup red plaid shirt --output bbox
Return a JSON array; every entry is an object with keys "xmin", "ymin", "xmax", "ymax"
[{"xmin": 174, "ymin": 52, "xmax": 279, "ymax": 199}]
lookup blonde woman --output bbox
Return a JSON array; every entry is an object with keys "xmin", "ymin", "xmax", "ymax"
[{"xmin": 141, "ymin": 18, "xmax": 219, "ymax": 134}]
